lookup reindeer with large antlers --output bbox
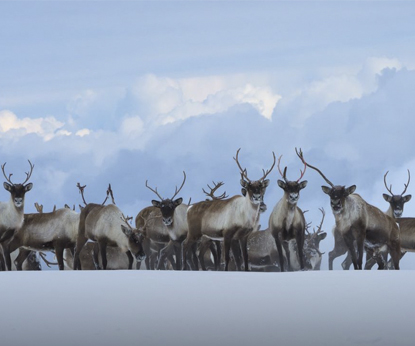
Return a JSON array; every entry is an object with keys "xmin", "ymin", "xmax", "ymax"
[
  {"xmin": 297, "ymin": 149, "xmax": 401, "ymax": 270},
  {"xmin": 135, "ymin": 171, "xmax": 189, "ymax": 270},
  {"xmin": 183, "ymin": 149, "xmax": 275, "ymax": 271},
  {"xmin": 268, "ymin": 152, "xmax": 308, "ymax": 271},
  {"xmin": 339, "ymin": 170, "xmax": 412, "ymax": 270}
]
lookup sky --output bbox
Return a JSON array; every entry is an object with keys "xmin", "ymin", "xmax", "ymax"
[{"xmin": 2, "ymin": 1, "xmax": 415, "ymax": 270}]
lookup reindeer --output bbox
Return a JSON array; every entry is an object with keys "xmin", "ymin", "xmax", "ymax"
[
  {"xmin": 183, "ymin": 149, "xmax": 275, "ymax": 271},
  {"xmin": 64, "ymin": 242, "xmax": 139, "ymax": 270},
  {"xmin": 197, "ymin": 181, "xmax": 228, "ymax": 270},
  {"xmin": 329, "ymin": 170, "xmax": 411, "ymax": 270},
  {"xmin": 0, "ymin": 161, "xmax": 34, "ymax": 250},
  {"xmin": 302, "ymin": 208, "xmax": 327, "ymax": 270},
  {"xmin": 297, "ymin": 148, "xmax": 401, "ymax": 270},
  {"xmin": 136, "ymin": 172, "xmax": 188, "ymax": 270},
  {"xmin": 2, "ymin": 207, "xmax": 80, "ymax": 270},
  {"xmin": 268, "ymin": 153, "xmax": 308, "ymax": 271},
  {"xmin": 73, "ymin": 203, "xmax": 145, "ymax": 270}
]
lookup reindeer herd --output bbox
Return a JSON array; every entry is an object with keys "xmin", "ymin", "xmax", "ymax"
[{"xmin": 0, "ymin": 148, "xmax": 413, "ymax": 272}]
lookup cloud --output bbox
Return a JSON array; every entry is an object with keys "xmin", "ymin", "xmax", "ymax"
[
  {"xmin": 0, "ymin": 110, "xmax": 66, "ymax": 141},
  {"xmin": 129, "ymin": 74, "xmax": 281, "ymax": 125}
]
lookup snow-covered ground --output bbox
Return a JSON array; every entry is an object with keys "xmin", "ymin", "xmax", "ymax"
[{"xmin": 1, "ymin": 270, "xmax": 413, "ymax": 346}]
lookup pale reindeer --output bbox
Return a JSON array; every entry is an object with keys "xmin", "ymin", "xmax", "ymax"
[
  {"xmin": 136, "ymin": 172, "xmax": 188, "ymax": 270},
  {"xmin": 2, "ymin": 207, "xmax": 80, "ymax": 270},
  {"xmin": 183, "ymin": 149, "xmax": 276, "ymax": 271},
  {"xmin": 297, "ymin": 149, "xmax": 401, "ymax": 270},
  {"xmin": 197, "ymin": 181, "xmax": 228, "ymax": 270},
  {"xmin": 329, "ymin": 170, "xmax": 410, "ymax": 270},
  {"xmin": 0, "ymin": 161, "xmax": 34, "ymax": 246},
  {"xmin": 268, "ymin": 153, "xmax": 308, "ymax": 271},
  {"xmin": 73, "ymin": 203, "xmax": 145, "ymax": 270}
]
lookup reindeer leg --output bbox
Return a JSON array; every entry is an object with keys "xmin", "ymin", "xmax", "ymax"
[
  {"xmin": 231, "ymin": 238, "xmax": 243, "ymax": 271},
  {"xmin": 208, "ymin": 241, "xmax": 218, "ymax": 271},
  {"xmin": 54, "ymin": 244, "xmax": 65, "ymax": 271},
  {"xmin": 191, "ymin": 242, "xmax": 199, "ymax": 270},
  {"xmin": 14, "ymin": 248, "xmax": 31, "ymax": 270},
  {"xmin": 214, "ymin": 241, "xmax": 222, "ymax": 270},
  {"xmin": 296, "ymin": 231, "xmax": 305, "ymax": 270},
  {"xmin": 343, "ymin": 232, "xmax": 359, "ymax": 270},
  {"xmin": 126, "ymin": 251, "xmax": 134, "ymax": 269},
  {"xmin": 74, "ymin": 235, "xmax": 88, "ymax": 270},
  {"xmin": 92, "ymin": 243, "xmax": 101, "ymax": 270},
  {"xmin": 157, "ymin": 241, "xmax": 172, "ymax": 270},
  {"xmin": 98, "ymin": 240, "xmax": 108, "ymax": 270},
  {"xmin": 274, "ymin": 234, "xmax": 285, "ymax": 272},
  {"xmin": 282, "ymin": 241, "xmax": 292, "ymax": 271},
  {"xmin": 174, "ymin": 242, "xmax": 182, "ymax": 270},
  {"xmin": 241, "ymin": 234, "xmax": 250, "ymax": 272},
  {"xmin": 198, "ymin": 239, "xmax": 209, "ymax": 271},
  {"xmin": 364, "ymin": 248, "xmax": 377, "ymax": 270}
]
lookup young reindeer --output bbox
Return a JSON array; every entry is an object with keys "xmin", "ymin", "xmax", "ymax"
[
  {"xmin": 329, "ymin": 170, "xmax": 411, "ymax": 270},
  {"xmin": 183, "ymin": 148, "xmax": 276, "ymax": 271},
  {"xmin": 297, "ymin": 148, "xmax": 401, "ymax": 270},
  {"xmin": 268, "ymin": 153, "xmax": 308, "ymax": 271},
  {"xmin": 141, "ymin": 171, "xmax": 189, "ymax": 270}
]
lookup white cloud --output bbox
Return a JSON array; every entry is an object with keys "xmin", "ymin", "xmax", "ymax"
[
  {"xmin": 131, "ymin": 74, "xmax": 281, "ymax": 125},
  {"xmin": 0, "ymin": 110, "xmax": 65, "ymax": 141}
]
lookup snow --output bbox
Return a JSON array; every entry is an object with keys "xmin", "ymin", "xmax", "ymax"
[{"xmin": 1, "ymin": 270, "xmax": 413, "ymax": 346}]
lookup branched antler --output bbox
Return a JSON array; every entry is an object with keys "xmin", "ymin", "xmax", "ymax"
[
  {"xmin": 39, "ymin": 252, "xmax": 59, "ymax": 268},
  {"xmin": 203, "ymin": 181, "xmax": 228, "ymax": 200},
  {"xmin": 22, "ymin": 160, "xmax": 34, "ymax": 185}
]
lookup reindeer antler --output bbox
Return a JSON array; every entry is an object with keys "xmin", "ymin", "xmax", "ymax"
[
  {"xmin": 34, "ymin": 202, "xmax": 43, "ymax": 213},
  {"xmin": 171, "ymin": 171, "xmax": 186, "ymax": 200},
  {"xmin": 77, "ymin": 182, "xmax": 88, "ymax": 205},
  {"xmin": 102, "ymin": 184, "xmax": 116, "ymax": 205},
  {"xmin": 295, "ymin": 148, "xmax": 334, "ymax": 187},
  {"xmin": 402, "ymin": 169, "xmax": 411, "ymax": 196},
  {"xmin": 277, "ymin": 155, "xmax": 288, "ymax": 182},
  {"xmin": 22, "ymin": 160, "xmax": 34, "ymax": 185},
  {"xmin": 234, "ymin": 148, "xmax": 251, "ymax": 183},
  {"xmin": 202, "ymin": 181, "xmax": 228, "ymax": 200},
  {"xmin": 39, "ymin": 252, "xmax": 59, "ymax": 268},
  {"xmin": 1, "ymin": 162, "xmax": 13, "ymax": 184},
  {"xmin": 145, "ymin": 180, "xmax": 164, "ymax": 200},
  {"xmin": 384, "ymin": 169, "xmax": 411, "ymax": 196},
  {"xmin": 315, "ymin": 207, "xmax": 325, "ymax": 235},
  {"xmin": 261, "ymin": 151, "xmax": 276, "ymax": 182}
]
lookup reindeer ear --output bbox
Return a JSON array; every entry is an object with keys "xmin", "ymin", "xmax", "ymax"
[
  {"xmin": 383, "ymin": 194, "xmax": 392, "ymax": 202},
  {"xmin": 263, "ymin": 179, "xmax": 270, "ymax": 188},
  {"xmin": 3, "ymin": 182, "xmax": 12, "ymax": 192},
  {"xmin": 173, "ymin": 198, "xmax": 183, "ymax": 207},
  {"xmin": 240, "ymin": 179, "xmax": 248, "ymax": 188},
  {"xmin": 318, "ymin": 232, "xmax": 327, "ymax": 241},
  {"xmin": 25, "ymin": 183, "xmax": 33, "ymax": 192},
  {"xmin": 345, "ymin": 185, "xmax": 356, "ymax": 196},
  {"xmin": 321, "ymin": 186, "xmax": 331, "ymax": 195},
  {"xmin": 241, "ymin": 188, "xmax": 247, "ymax": 196},
  {"xmin": 121, "ymin": 225, "xmax": 132, "ymax": 237},
  {"xmin": 151, "ymin": 200, "xmax": 161, "ymax": 208},
  {"xmin": 277, "ymin": 180, "xmax": 286, "ymax": 189},
  {"xmin": 403, "ymin": 195, "xmax": 412, "ymax": 203},
  {"xmin": 298, "ymin": 180, "xmax": 308, "ymax": 190}
]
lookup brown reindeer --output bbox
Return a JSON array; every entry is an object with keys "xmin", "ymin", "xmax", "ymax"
[
  {"xmin": 330, "ymin": 170, "xmax": 411, "ymax": 270},
  {"xmin": 183, "ymin": 149, "xmax": 276, "ymax": 271},
  {"xmin": 268, "ymin": 153, "xmax": 308, "ymax": 271},
  {"xmin": 297, "ymin": 148, "xmax": 401, "ymax": 270}
]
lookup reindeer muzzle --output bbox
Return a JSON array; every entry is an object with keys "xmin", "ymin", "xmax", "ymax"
[{"xmin": 136, "ymin": 253, "xmax": 146, "ymax": 261}]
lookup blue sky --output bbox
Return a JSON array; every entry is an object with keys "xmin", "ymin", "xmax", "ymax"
[{"xmin": 2, "ymin": 1, "xmax": 415, "ymax": 269}]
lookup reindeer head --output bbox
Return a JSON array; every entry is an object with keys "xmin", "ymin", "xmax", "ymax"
[
  {"xmin": 295, "ymin": 148, "xmax": 355, "ymax": 215},
  {"xmin": 121, "ymin": 215, "xmax": 146, "ymax": 261},
  {"xmin": 2, "ymin": 160, "xmax": 34, "ymax": 209},
  {"xmin": 146, "ymin": 171, "xmax": 186, "ymax": 226},
  {"xmin": 383, "ymin": 170, "xmax": 411, "ymax": 218},
  {"xmin": 276, "ymin": 153, "xmax": 307, "ymax": 205},
  {"xmin": 234, "ymin": 148, "xmax": 275, "ymax": 206}
]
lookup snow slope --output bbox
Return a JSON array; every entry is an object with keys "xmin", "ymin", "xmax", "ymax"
[{"xmin": 1, "ymin": 270, "xmax": 413, "ymax": 346}]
